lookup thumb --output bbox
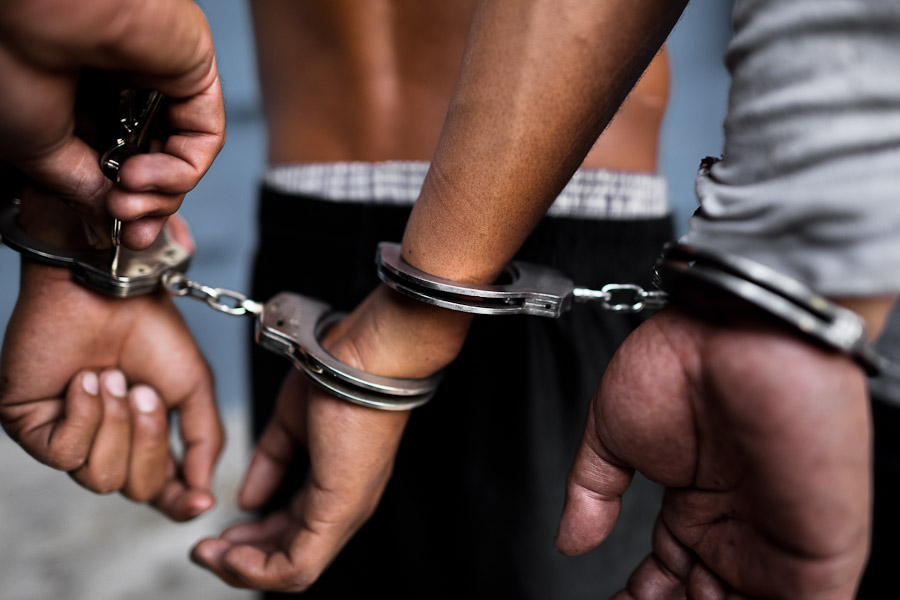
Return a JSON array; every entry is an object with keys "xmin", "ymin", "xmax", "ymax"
[
  {"xmin": 238, "ymin": 413, "xmax": 298, "ymax": 511},
  {"xmin": 16, "ymin": 135, "xmax": 110, "ymax": 219},
  {"xmin": 555, "ymin": 395, "xmax": 634, "ymax": 556}
]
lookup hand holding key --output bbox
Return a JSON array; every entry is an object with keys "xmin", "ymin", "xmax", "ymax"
[{"xmin": 0, "ymin": 0, "xmax": 224, "ymax": 249}]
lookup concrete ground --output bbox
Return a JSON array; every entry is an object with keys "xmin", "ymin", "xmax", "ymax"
[{"xmin": 0, "ymin": 412, "xmax": 254, "ymax": 600}]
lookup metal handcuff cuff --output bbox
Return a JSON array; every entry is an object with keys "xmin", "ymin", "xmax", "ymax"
[
  {"xmin": 375, "ymin": 241, "xmax": 890, "ymax": 377},
  {"xmin": 0, "ymin": 89, "xmax": 438, "ymax": 411}
]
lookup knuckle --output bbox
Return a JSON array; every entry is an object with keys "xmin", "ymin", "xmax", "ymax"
[
  {"xmin": 49, "ymin": 452, "xmax": 88, "ymax": 472},
  {"xmin": 136, "ymin": 417, "xmax": 169, "ymax": 445},
  {"xmin": 103, "ymin": 397, "xmax": 131, "ymax": 424},
  {"xmin": 77, "ymin": 473, "xmax": 121, "ymax": 495},
  {"xmin": 122, "ymin": 482, "xmax": 161, "ymax": 504}
]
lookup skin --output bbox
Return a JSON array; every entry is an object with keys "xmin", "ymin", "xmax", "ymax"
[
  {"xmin": 0, "ymin": 264, "xmax": 223, "ymax": 521},
  {"xmin": 192, "ymin": 0, "xmax": 681, "ymax": 592},
  {"xmin": 4, "ymin": 0, "xmax": 890, "ymax": 596},
  {"xmin": 556, "ymin": 306, "xmax": 878, "ymax": 599},
  {"xmin": 195, "ymin": 0, "xmax": 892, "ymax": 595},
  {"xmin": 0, "ymin": 0, "xmax": 225, "ymax": 248},
  {"xmin": 0, "ymin": 187, "xmax": 222, "ymax": 520},
  {"xmin": 0, "ymin": 0, "xmax": 225, "ymax": 519}
]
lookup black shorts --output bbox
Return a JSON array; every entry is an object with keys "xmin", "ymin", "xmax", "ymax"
[{"xmin": 250, "ymin": 186, "xmax": 674, "ymax": 599}]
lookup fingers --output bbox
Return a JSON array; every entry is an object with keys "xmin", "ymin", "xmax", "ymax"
[
  {"xmin": 10, "ymin": 369, "xmax": 105, "ymax": 471},
  {"xmin": 121, "ymin": 385, "xmax": 170, "ymax": 502},
  {"xmin": 13, "ymin": 136, "xmax": 112, "ymax": 242},
  {"xmin": 612, "ymin": 517, "xmax": 693, "ymax": 599},
  {"xmin": 164, "ymin": 213, "xmax": 195, "ymax": 253},
  {"xmin": 191, "ymin": 504, "xmax": 334, "ymax": 593},
  {"xmin": 119, "ymin": 215, "xmax": 170, "ymax": 250},
  {"xmin": 238, "ymin": 406, "xmax": 301, "ymax": 511},
  {"xmin": 70, "ymin": 370, "xmax": 133, "ymax": 493},
  {"xmin": 191, "ymin": 512, "xmax": 296, "ymax": 589},
  {"xmin": 555, "ymin": 393, "xmax": 635, "ymax": 556},
  {"xmin": 61, "ymin": 370, "xmax": 199, "ymax": 516},
  {"xmin": 147, "ymin": 373, "xmax": 221, "ymax": 521},
  {"xmin": 108, "ymin": 74, "xmax": 224, "ymax": 251},
  {"xmin": 175, "ymin": 375, "xmax": 224, "ymax": 500},
  {"xmin": 149, "ymin": 460, "xmax": 216, "ymax": 522}
]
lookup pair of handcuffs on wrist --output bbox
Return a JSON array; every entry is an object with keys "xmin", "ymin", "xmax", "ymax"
[{"xmin": 0, "ymin": 90, "xmax": 890, "ymax": 411}]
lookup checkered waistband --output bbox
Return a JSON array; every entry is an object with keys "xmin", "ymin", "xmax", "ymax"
[{"xmin": 264, "ymin": 161, "xmax": 669, "ymax": 219}]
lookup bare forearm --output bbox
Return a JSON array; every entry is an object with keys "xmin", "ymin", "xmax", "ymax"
[
  {"xmin": 403, "ymin": 0, "xmax": 686, "ymax": 284},
  {"xmin": 334, "ymin": 0, "xmax": 687, "ymax": 381}
]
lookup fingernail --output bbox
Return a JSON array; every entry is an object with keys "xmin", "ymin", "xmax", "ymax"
[
  {"xmin": 188, "ymin": 496, "xmax": 214, "ymax": 518},
  {"xmin": 82, "ymin": 372, "xmax": 99, "ymax": 395},
  {"xmin": 131, "ymin": 385, "xmax": 159, "ymax": 413},
  {"xmin": 104, "ymin": 370, "xmax": 127, "ymax": 397}
]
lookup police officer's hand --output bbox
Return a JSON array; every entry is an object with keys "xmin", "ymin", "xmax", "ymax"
[{"xmin": 0, "ymin": 0, "xmax": 224, "ymax": 249}]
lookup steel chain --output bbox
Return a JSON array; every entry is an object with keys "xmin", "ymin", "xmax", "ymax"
[
  {"xmin": 160, "ymin": 272, "xmax": 662, "ymax": 317},
  {"xmin": 573, "ymin": 284, "xmax": 668, "ymax": 313},
  {"xmin": 161, "ymin": 272, "xmax": 263, "ymax": 317}
]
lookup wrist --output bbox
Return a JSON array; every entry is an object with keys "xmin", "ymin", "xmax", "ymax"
[{"xmin": 324, "ymin": 284, "xmax": 473, "ymax": 380}]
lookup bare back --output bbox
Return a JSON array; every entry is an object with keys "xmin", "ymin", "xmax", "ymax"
[{"xmin": 251, "ymin": 0, "xmax": 668, "ymax": 172}]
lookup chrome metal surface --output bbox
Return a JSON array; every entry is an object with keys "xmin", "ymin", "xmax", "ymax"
[
  {"xmin": 657, "ymin": 242, "xmax": 887, "ymax": 375},
  {"xmin": 376, "ymin": 242, "xmax": 666, "ymax": 316},
  {"xmin": 163, "ymin": 272, "xmax": 263, "ymax": 317},
  {"xmin": 256, "ymin": 292, "xmax": 441, "ymax": 410},
  {"xmin": 0, "ymin": 198, "xmax": 191, "ymax": 297}
]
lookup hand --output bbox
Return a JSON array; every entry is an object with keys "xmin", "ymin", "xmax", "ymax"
[
  {"xmin": 0, "ymin": 0, "xmax": 225, "ymax": 248},
  {"xmin": 55, "ymin": 368, "xmax": 182, "ymax": 504},
  {"xmin": 556, "ymin": 307, "xmax": 871, "ymax": 599},
  {"xmin": 191, "ymin": 285, "xmax": 469, "ymax": 591},
  {"xmin": 191, "ymin": 369, "xmax": 409, "ymax": 592},
  {"xmin": 0, "ymin": 258, "xmax": 224, "ymax": 521}
]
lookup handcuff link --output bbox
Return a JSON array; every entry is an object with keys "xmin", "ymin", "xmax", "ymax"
[{"xmin": 375, "ymin": 242, "xmax": 667, "ymax": 317}]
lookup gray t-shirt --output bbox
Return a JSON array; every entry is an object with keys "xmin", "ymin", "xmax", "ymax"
[{"xmin": 684, "ymin": 0, "xmax": 900, "ymax": 297}]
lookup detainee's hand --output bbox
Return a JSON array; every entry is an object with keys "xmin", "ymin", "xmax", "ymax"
[
  {"xmin": 191, "ymin": 369, "xmax": 409, "ymax": 592},
  {"xmin": 0, "ymin": 258, "xmax": 224, "ymax": 521},
  {"xmin": 0, "ymin": 0, "xmax": 225, "ymax": 249},
  {"xmin": 192, "ymin": 286, "xmax": 470, "ymax": 592},
  {"xmin": 556, "ymin": 307, "xmax": 871, "ymax": 598}
]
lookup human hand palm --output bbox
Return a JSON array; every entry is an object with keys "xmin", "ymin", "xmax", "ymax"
[
  {"xmin": 192, "ymin": 369, "xmax": 409, "ymax": 592},
  {"xmin": 557, "ymin": 308, "xmax": 871, "ymax": 599},
  {"xmin": 0, "ymin": 261, "xmax": 223, "ymax": 520}
]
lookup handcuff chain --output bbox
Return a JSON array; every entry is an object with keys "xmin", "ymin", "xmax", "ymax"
[
  {"xmin": 161, "ymin": 272, "xmax": 263, "ymax": 317},
  {"xmin": 573, "ymin": 284, "xmax": 669, "ymax": 313}
]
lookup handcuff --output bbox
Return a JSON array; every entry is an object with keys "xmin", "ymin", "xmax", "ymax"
[
  {"xmin": 0, "ymin": 89, "xmax": 440, "ymax": 411},
  {"xmin": 376, "ymin": 241, "xmax": 891, "ymax": 377}
]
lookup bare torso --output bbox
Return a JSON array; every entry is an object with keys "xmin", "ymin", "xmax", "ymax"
[{"xmin": 251, "ymin": 0, "xmax": 668, "ymax": 172}]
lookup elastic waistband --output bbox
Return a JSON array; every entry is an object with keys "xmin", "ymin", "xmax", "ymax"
[{"xmin": 264, "ymin": 161, "xmax": 669, "ymax": 220}]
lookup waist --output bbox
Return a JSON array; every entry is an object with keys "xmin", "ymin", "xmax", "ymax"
[{"xmin": 264, "ymin": 161, "xmax": 669, "ymax": 220}]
